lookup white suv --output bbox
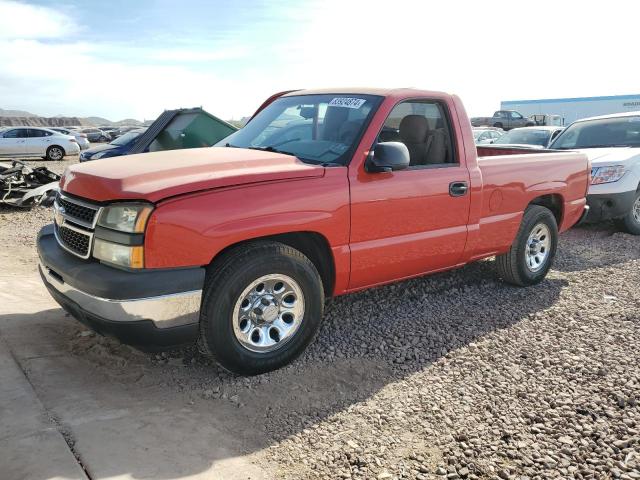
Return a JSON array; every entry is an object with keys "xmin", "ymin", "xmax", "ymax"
[
  {"xmin": 549, "ymin": 111, "xmax": 640, "ymax": 234},
  {"xmin": 0, "ymin": 127, "xmax": 80, "ymax": 161}
]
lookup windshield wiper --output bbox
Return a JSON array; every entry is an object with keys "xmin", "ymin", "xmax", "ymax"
[
  {"xmin": 247, "ymin": 145, "xmax": 296, "ymax": 156},
  {"xmin": 224, "ymin": 143, "xmax": 240, "ymax": 148}
]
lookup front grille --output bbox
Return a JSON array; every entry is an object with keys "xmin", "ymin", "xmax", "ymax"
[
  {"xmin": 58, "ymin": 196, "xmax": 97, "ymax": 225},
  {"xmin": 55, "ymin": 192, "xmax": 100, "ymax": 228},
  {"xmin": 56, "ymin": 223, "xmax": 91, "ymax": 258},
  {"xmin": 53, "ymin": 192, "xmax": 100, "ymax": 259}
]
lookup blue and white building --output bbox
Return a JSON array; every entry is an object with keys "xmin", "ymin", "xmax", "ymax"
[{"xmin": 501, "ymin": 94, "xmax": 640, "ymax": 126}]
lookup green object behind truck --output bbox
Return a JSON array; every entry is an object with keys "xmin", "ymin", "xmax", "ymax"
[{"xmin": 128, "ymin": 107, "xmax": 237, "ymax": 155}]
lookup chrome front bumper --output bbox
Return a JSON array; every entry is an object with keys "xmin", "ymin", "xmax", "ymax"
[{"xmin": 39, "ymin": 262, "xmax": 201, "ymax": 329}]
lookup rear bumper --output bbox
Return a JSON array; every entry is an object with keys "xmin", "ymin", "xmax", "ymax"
[
  {"xmin": 37, "ymin": 225, "xmax": 203, "ymax": 348},
  {"xmin": 585, "ymin": 190, "xmax": 637, "ymax": 222}
]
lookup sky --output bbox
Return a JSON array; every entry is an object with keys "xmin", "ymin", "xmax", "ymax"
[{"xmin": 0, "ymin": 0, "xmax": 638, "ymax": 122}]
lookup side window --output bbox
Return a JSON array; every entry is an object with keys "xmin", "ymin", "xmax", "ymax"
[
  {"xmin": 28, "ymin": 129, "xmax": 47, "ymax": 137},
  {"xmin": 379, "ymin": 100, "xmax": 456, "ymax": 167},
  {"xmin": 495, "ymin": 111, "xmax": 506, "ymax": 118},
  {"xmin": 510, "ymin": 111, "xmax": 522, "ymax": 119},
  {"xmin": 2, "ymin": 129, "xmax": 20, "ymax": 138}
]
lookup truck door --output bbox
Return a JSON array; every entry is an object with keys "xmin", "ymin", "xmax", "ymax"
[
  {"xmin": 348, "ymin": 99, "xmax": 471, "ymax": 289},
  {"xmin": 0, "ymin": 128, "xmax": 28, "ymax": 156}
]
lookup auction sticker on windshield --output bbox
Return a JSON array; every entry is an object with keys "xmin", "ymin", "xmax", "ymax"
[{"xmin": 329, "ymin": 97, "xmax": 366, "ymax": 109}]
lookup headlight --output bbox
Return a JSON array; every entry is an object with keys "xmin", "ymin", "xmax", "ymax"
[
  {"xmin": 98, "ymin": 203, "xmax": 153, "ymax": 233},
  {"xmin": 591, "ymin": 165, "xmax": 625, "ymax": 185},
  {"xmin": 92, "ymin": 151, "xmax": 109, "ymax": 159},
  {"xmin": 93, "ymin": 239, "xmax": 144, "ymax": 269}
]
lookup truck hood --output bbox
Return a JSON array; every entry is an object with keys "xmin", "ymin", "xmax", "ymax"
[
  {"xmin": 576, "ymin": 147, "xmax": 640, "ymax": 167},
  {"xmin": 60, "ymin": 147, "xmax": 325, "ymax": 202}
]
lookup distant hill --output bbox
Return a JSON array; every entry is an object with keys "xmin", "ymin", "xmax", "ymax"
[
  {"xmin": 0, "ymin": 108, "xmax": 37, "ymax": 117},
  {"xmin": 0, "ymin": 115, "xmax": 90, "ymax": 127},
  {"xmin": 0, "ymin": 109, "xmax": 144, "ymax": 128}
]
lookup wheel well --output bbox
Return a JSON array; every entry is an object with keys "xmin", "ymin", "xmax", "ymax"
[
  {"xmin": 210, "ymin": 232, "xmax": 335, "ymax": 297},
  {"xmin": 529, "ymin": 194, "xmax": 563, "ymax": 225}
]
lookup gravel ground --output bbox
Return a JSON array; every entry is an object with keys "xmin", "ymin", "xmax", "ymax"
[{"xmin": 0, "ymin": 158, "xmax": 638, "ymax": 479}]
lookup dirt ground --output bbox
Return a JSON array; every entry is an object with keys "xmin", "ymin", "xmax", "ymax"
[{"xmin": 0, "ymin": 155, "xmax": 638, "ymax": 480}]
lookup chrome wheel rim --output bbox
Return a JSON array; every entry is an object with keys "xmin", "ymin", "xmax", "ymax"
[
  {"xmin": 632, "ymin": 196, "xmax": 640, "ymax": 224},
  {"xmin": 232, "ymin": 274, "xmax": 305, "ymax": 353},
  {"xmin": 525, "ymin": 223, "xmax": 551, "ymax": 272},
  {"xmin": 49, "ymin": 148, "xmax": 63, "ymax": 160}
]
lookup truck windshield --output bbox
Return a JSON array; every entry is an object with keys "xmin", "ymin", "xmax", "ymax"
[
  {"xmin": 217, "ymin": 94, "xmax": 383, "ymax": 165},
  {"xmin": 550, "ymin": 116, "xmax": 640, "ymax": 149}
]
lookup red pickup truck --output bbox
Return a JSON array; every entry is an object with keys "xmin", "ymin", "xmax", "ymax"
[{"xmin": 38, "ymin": 88, "xmax": 590, "ymax": 375}]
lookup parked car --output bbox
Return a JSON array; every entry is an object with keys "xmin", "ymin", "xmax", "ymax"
[
  {"xmin": 99, "ymin": 127, "xmax": 120, "ymax": 139},
  {"xmin": 0, "ymin": 127, "xmax": 80, "ymax": 160},
  {"xmin": 49, "ymin": 127, "xmax": 90, "ymax": 150},
  {"xmin": 549, "ymin": 111, "xmax": 640, "ymax": 234},
  {"xmin": 473, "ymin": 127, "xmax": 504, "ymax": 145},
  {"xmin": 491, "ymin": 126, "xmax": 564, "ymax": 149},
  {"xmin": 114, "ymin": 126, "xmax": 140, "ymax": 138},
  {"xmin": 80, "ymin": 129, "xmax": 146, "ymax": 162},
  {"xmin": 471, "ymin": 110, "xmax": 535, "ymax": 130},
  {"xmin": 529, "ymin": 114, "xmax": 563, "ymax": 127},
  {"xmin": 77, "ymin": 128, "xmax": 111, "ymax": 142},
  {"xmin": 38, "ymin": 88, "xmax": 590, "ymax": 375}
]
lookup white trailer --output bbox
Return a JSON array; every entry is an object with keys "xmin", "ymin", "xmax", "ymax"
[{"xmin": 501, "ymin": 94, "xmax": 640, "ymax": 126}]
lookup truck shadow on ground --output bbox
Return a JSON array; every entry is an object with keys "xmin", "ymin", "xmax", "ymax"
[{"xmin": 0, "ymin": 258, "xmax": 569, "ymax": 479}]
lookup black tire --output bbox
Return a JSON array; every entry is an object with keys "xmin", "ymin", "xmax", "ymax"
[
  {"xmin": 99, "ymin": 136, "xmax": 108, "ymax": 142},
  {"xmin": 525, "ymin": 122, "xmax": 535, "ymax": 127},
  {"xmin": 496, "ymin": 205, "xmax": 558, "ymax": 286},
  {"xmin": 199, "ymin": 241, "xmax": 324, "ymax": 375},
  {"xmin": 614, "ymin": 190, "xmax": 640, "ymax": 235},
  {"xmin": 45, "ymin": 145, "xmax": 65, "ymax": 161},
  {"xmin": 494, "ymin": 122, "xmax": 503, "ymax": 129}
]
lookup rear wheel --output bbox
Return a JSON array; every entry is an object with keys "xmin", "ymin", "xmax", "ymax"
[
  {"xmin": 99, "ymin": 135, "xmax": 108, "ymax": 142},
  {"xmin": 199, "ymin": 241, "xmax": 324, "ymax": 375},
  {"xmin": 494, "ymin": 122, "xmax": 503, "ymax": 129},
  {"xmin": 614, "ymin": 191, "xmax": 640, "ymax": 235},
  {"xmin": 496, "ymin": 205, "xmax": 558, "ymax": 286},
  {"xmin": 46, "ymin": 145, "xmax": 64, "ymax": 161}
]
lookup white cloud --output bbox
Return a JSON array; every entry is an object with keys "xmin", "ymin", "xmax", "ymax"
[
  {"xmin": 0, "ymin": 0, "xmax": 78, "ymax": 39},
  {"xmin": 0, "ymin": 0, "xmax": 639, "ymax": 121}
]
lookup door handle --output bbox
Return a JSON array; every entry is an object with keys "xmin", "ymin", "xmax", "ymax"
[{"xmin": 449, "ymin": 181, "xmax": 468, "ymax": 197}]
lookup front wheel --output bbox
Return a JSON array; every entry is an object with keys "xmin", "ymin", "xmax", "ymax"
[
  {"xmin": 614, "ymin": 191, "xmax": 640, "ymax": 235},
  {"xmin": 199, "ymin": 241, "xmax": 324, "ymax": 375},
  {"xmin": 45, "ymin": 145, "xmax": 64, "ymax": 161},
  {"xmin": 496, "ymin": 205, "xmax": 558, "ymax": 286},
  {"xmin": 99, "ymin": 136, "xmax": 108, "ymax": 142}
]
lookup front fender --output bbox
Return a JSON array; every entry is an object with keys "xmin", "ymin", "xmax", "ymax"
[{"xmin": 143, "ymin": 169, "xmax": 350, "ymax": 270}]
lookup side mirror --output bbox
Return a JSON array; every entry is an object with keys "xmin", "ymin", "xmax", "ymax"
[{"xmin": 366, "ymin": 142, "xmax": 410, "ymax": 173}]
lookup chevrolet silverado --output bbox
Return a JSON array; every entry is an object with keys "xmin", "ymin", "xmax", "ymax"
[{"xmin": 38, "ymin": 88, "xmax": 590, "ymax": 375}]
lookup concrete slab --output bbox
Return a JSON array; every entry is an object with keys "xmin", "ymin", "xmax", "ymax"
[
  {"xmin": 0, "ymin": 430, "xmax": 87, "ymax": 480},
  {"xmin": 0, "ymin": 338, "xmax": 87, "ymax": 480},
  {"xmin": 0, "ymin": 274, "xmax": 271, "ymax": 480}
]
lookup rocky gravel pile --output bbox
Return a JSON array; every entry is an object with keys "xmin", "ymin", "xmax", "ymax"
[
  {"xmin": 260, "ymin": 225, "xmax": 639, "ymax": 479},
  {"xmin": 1, "ymin": 166, "xmax": 637, "ymax": 479}
]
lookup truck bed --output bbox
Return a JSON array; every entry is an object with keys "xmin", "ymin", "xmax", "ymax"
[
  {"xmin": 477, "ymin": 145, "xmax": 553, "ymax": 157},
  {"xmin": 470, "ymin": 146, "xmax": 590, "ymax": 259}
]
